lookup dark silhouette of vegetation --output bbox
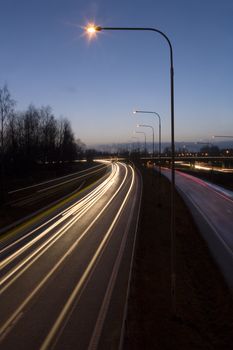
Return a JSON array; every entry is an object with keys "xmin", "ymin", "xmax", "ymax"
[
  {"xmin": 0, "ymin": 85, "xmax": 85, "ymax": 203},
  {"xmin": 0, "ymin": 85, "xmax": 16, "ymax": 202}
]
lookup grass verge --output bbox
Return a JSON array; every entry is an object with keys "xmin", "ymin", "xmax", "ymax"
[{"xmin": 124, "ymin": 165, "xmax": 233, "ymax": 349}]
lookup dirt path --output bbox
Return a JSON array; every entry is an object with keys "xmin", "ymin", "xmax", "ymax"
[{"xmin": 124, "ymin": 166, "xmax": 233, "ymax": 349}]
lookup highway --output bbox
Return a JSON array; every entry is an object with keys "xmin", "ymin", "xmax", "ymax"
[
  {"xmin": 0, "ymin": 162, "xmax": 111, "ymax": 235},
  {"xmin": 161, "ymin": 167, "xmax": 233, "ymax": 288},
  {"xmin": 7, "ymin": 162, "xmax": 109, "ymax": 209},
  {"xmin": 0, "ymin": 161, "xmax": 142, "ymax": 349}
]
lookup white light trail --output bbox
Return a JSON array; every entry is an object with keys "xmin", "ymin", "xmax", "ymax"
[
  {"xmin": 0, "ymin": 163, "xmax": 115, "ymax": 258},
  {"xmin": 0, "ymin": 164, "xmax": 119, "ymax": 288},
  {"xmin": 8, "ymin": 163, "xmax": 108, "ymax": 194},
  {"xmin": 0, "ymin": 163, "xmax": 130, "ymax": 339},
  {"xmin": 40, "ymin": 165, "xmax": 135, "ymax": 350}
]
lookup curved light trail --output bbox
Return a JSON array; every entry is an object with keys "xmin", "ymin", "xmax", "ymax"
[
  {"xmin": 0, "ymin": 163, "xmax": 122, "ymax": 288},
  {"xmin": 0, "ymin": 161, "xmax": 142, "ymax": 350}
]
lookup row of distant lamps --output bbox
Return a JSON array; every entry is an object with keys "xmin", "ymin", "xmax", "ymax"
[{"xmin": 132, "ymin": 110, "xmax": 161, "ymax": 157}]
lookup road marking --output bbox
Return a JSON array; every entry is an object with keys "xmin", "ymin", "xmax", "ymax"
[
  {"xmin": 0, "ymin": 163, "xmax": 115, "ymax": 257},
  {"xmin": 119, "ymin": 168, "xmax": 142, "ymax": 350},
  {"xmin": 0, "ymin": 164, "xmax": 128, "ymax": 339},
  {"xmin": 8, "ymin": 163, "xmax": 108, "ymax": 194},
  {"xmin": 179, "ymin": 187, "xmax": 233, "ymax": 257},
  {"xmin": 0, "ymin": 312, "xmax": 23, "ymax": 343},
  {"xmin": 40, "ymin": 165, "xmax": 134, "ymax": 350},
  {"xmin": 176, "ymin": 170, "xmax": 233, "ymax": 204},
  {"xmin": 88, "ymin": 166, "xmax": 136, "ymax": 350},
  {"xmin": 36, "ymin": 167, "xmax": 106, "ymax": 193},
  {"xmin": 0, "ymin": 168, "xmax": 115, "ymax": 269},
  {"xmin": 0, "ymin": 165, "xmax": 118, "ymax": 290},
  {"xmin": 0, "ymin": 173, "xmax": 110, "ymax": 247}
]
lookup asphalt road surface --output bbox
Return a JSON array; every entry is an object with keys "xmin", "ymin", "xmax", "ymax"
[
  {"xmin": 0, "ymin": 161, "xmax": 142, "ymax": 350},
  {"xmin": 162, "ymin": 167, "xmax": 233, "ymax": 289},
  {"xmin": 7, "ymin": 162, "xmax": 109, "ymax": 208}
]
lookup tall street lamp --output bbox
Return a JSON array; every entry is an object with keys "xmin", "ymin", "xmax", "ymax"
[
  {"xmin": 133, "ymin": 110, "xmax": 162, "ymax": 157},
  {"xmin": 137, "ymin": 124, "xmax": 154, "ymax": 157},
  {"xmin": 135, "ymin": 131, "xmax": 147, "ymax": 154},
  {"xmin": 86, "ymin": 24, "xmax": 176, "ymax": 314}
]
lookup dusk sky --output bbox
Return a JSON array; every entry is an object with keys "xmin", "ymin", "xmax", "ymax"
[{"xmin": 0, "ymin": 0, "xmax": 232, "ymax": 147}]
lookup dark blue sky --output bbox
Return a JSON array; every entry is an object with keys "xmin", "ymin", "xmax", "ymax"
[{"xmin": 0, "ymin": 0, "xmax": 232, "ymax": 146}]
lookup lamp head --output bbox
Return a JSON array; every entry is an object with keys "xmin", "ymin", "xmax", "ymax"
[
  {"xmin": 86, "ymin": 24, "xmax": 102, "ymax": 33},
  {"xmin": 85, "ymin": 24, "xmax": 102, "ymax": 39}
]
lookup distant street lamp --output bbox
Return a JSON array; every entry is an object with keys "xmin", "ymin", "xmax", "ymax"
[
  {"xmin": 135, "ymin": 131, "xmax": 147, "ymax": 154},
  {"xmin": 137, "ymin": 124, "xmax": 154, "ymax": 156},
  {"xmin": 134, "ymin": 110, "xmax": 162, "ymax": 157},
  {"xmin": 85, "ymin": 24, "xmax": 176, "ymax": 314},
  {"xmin": 213, "ymin": 135, "xmax": 233, "ymax": 139}
]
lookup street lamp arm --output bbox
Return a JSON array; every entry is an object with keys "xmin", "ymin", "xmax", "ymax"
[
  {"xmin": 97, "ymin": 27, "xmax": 173, "ymax": 62},
  {"xmin": 135, "ymin": 131, "xmax": 146, "ymax": 136},
  {"xmin": 138, "ymin": 124, "xmax": 154, "ymax": 131},
  {"xmin": 136, "ymin": 110, "xmax": 161, "ymax": 123},
  {"xmin": 93, "ymin": 26, "xmax": 174, "ymax": 164},
  {"xmin": 213, "ymin": 135, "xmax": 233, "ymax": 138},
  {"xmin": 138, "ymin": 124, "xmax": 154, "ymax": 156},
  {"xmin": 134, "ymin": 110, "xmax": 162, "ymax": 156}
]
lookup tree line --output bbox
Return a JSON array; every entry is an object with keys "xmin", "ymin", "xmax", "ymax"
[{"xmin": 0, "ymin": 85, "xmax": 85, "ymax": 199}]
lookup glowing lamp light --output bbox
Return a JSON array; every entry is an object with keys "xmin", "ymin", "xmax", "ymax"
[
  {"xmin": 85, "ymin": 24, "xmax": 102, "ymax": 39},
  {"xmin": 87, "ymin": 26, "xmax": 96, "ymax": 34}
]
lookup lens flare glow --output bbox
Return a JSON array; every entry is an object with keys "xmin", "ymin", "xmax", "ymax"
[
  {"xmin": 87, "ymin": 26, "xmax": 96, "ymax": 34},
  {"xmin": 85, "ymin": 23, "xmax": 100, "ymax": 40}
]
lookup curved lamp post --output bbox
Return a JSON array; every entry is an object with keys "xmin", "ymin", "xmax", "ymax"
[
  {"xmin": 137, "ymin": 124, "xmax": 154, "ymax": 157},
  {"xmin": 86, "ymin": 24, "xmax": 176, "ymax": 314},
  {"xmin": 134, "ymin": 110, "xmax": 161, "ymax": 157}
]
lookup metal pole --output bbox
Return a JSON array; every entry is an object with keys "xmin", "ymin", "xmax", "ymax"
[
  {"xmin": 153, "ymin": 128, "xmax": 155, "ymax": 157},
  {"xmin": 95, "ymin": 25, "xmax": 176, "ymax": 315},
  {"xmin": 158, "ymin": 114, "xmax": 161, "ymax": 156},
  {"xmin": 137, "ymin": 124, "xmax": 154, "ymax": 157},
  {"xmin": 134, "ymin": 111, "xmax": 162, "ymax": 158}
]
